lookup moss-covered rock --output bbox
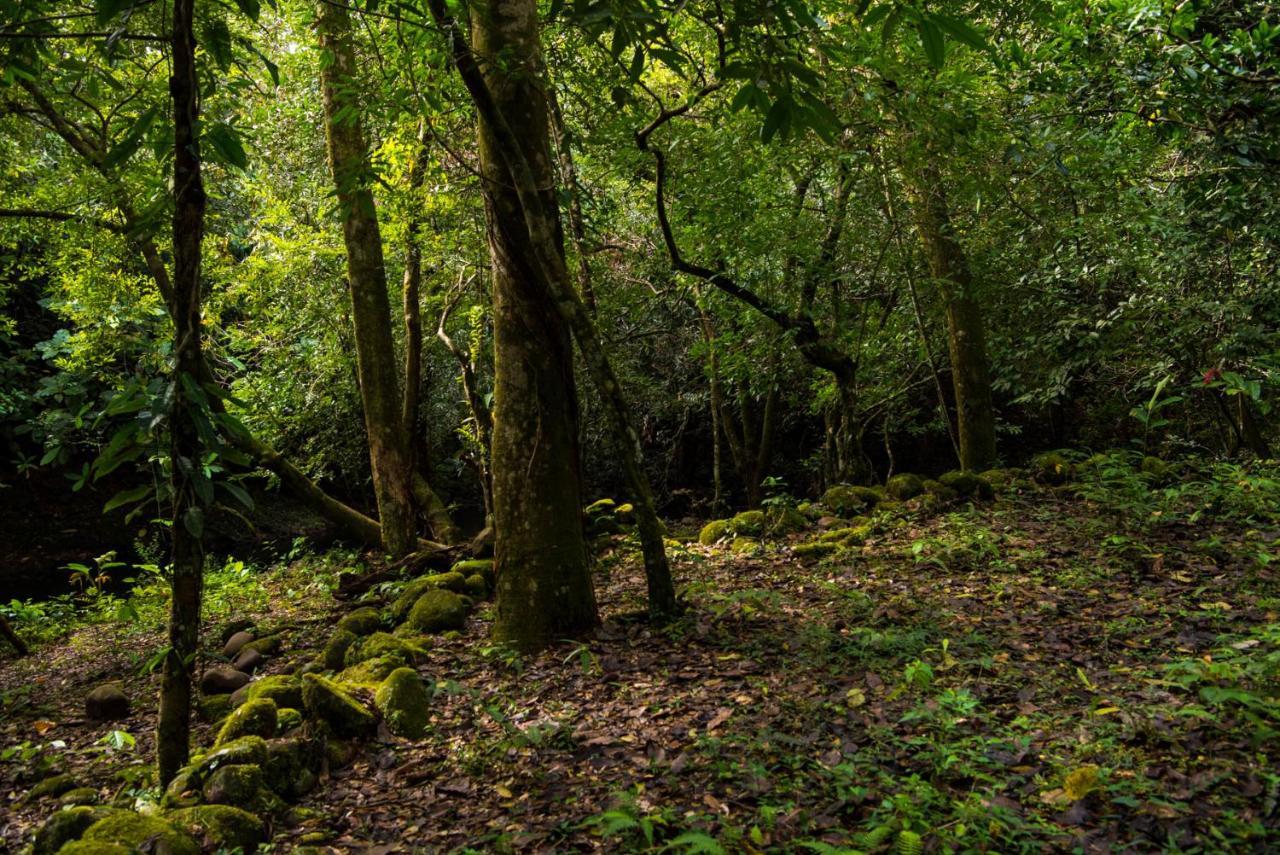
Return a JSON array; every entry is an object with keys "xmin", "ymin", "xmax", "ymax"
[
  {"xmin": 406, "ymin": 589, "xmax": 468, "ymax": 634},
  {"xmin": 345, "ymin": 631, "xmax": 430, "ymax": 669},
  {"xmin": 202, "ymin": 763, "xmax": 263, "ymax": 806},
  {"xmin": 921, "ymin": 479, "xmax": 959, "ymax": 504},
  {"xmin": 885, "ymin": 473, "xmax": 925, "ymax": 500},
  {"xmin": 451, "ymin": 559, "xmax": 495, "ymax": 588},
  {"xmin": 978, "ymin": 468, "xmax": 1013, "ymax": 488},
  {"xmin": 729, "ymin": 537, "xmax": 760, "ymax": 555},
  {"xmin": 215, "ymin": 697, "xmax": 277, "ymax": 746},
  {"xmin": 821, "ymin": 485, "xmax": 882, "ymax": 516},
  {"xmin": 1141, "ymin": 455, "xmax": 1170, "ymax": 479},
  {"xmin": 166, "ymin": 805, "xmax": 264, "ymax": 853},
  {"xmin": 54, "ymin": 842, "xmax": 132, "ymax": 855},
  {"xmin": 33, "ymin": 806, "xmax": 115, "ymax": 855},
  {"xmin": 336, "ymin": 606, "xmax": 383, "ymax": 637},
  {"xmin": 233, "ymin": 674, "xmax": 303, "ymax": 710},
  {"xmin": 27, "ymin": 773, "xmax": 79, "ymax": 801},
  {"xmin": 819, "ymin": 520, "xmax": 874, "ymax": 546},
  {"xmin": 196, "ymin": 692, "xmax": 233, "ymax": 724},
  {"xmin": 463, "ymin": 573, "xmax": 488, "ymax": 598},
  {"xmin": 321, "ymin": 628, "xmax": 358, "ymax": 671},
  {"xmin": 698, "ymin": 519, "xmax": 730, "ymax": 546},
  {"xmin": 1031, "ymin": 451, "xmax": 1073, "ymax": 485},
  {"xmin": 338, "ymin": 654, "xmax": 402, "ymax": 685},
  {"xmin": 390, "ymin": 572, "xmax": 468, "ymax": 620},
  {"xmin": 196, "ymin": 735, "xmax": 270, "ymax": 774},
  {"xmin": 264, "ymin": 736, "xmax": 321, "ymax": 798},
  {"xmin": 938, "ymin": 470, "xmax": 994, "ymax": 499},
  {"xmin": 58, "ymin": 788, "xmax": 99, "ymax": 807},
  {"xmin": 82, "ymin": 812, "xmax": 198, "ymax": 855},
  {"xmin": 375, "ymin": 667, "xmax": 431, "ymax": 739},
  {"xmin": 765, "ymin": 506, "xmax": 808, "ymax": 536},
  {"xmin": 238, "ymin": 633, "xmax": 283, "ymax": 657},
  {"xmin": 729, "ymin": 509, "xmax": 765, "ymax": 536},
  {"xmin": 301, "ymin": 673, "xmax": 376, "ymax": 737},
  {"xmin": 792, "ymin": 542, "xmax": 840, "ymax": 559},
  {"xmin": 276, "ymin": 707, "xmax": 303, "ymax": 732},
  {"xmin": 583, "ymin": 498, "xmax": 616, "ymax": 516}
]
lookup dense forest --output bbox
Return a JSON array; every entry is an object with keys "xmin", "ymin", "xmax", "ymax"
[{"xmin": 0, "ymin": 0, "xmax": 1278, "ymax": 851}]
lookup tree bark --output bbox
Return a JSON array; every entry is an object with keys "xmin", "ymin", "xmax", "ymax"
[
  {"xmin": 438, "ymin": 291, "xmax": 494, "ymax": 521},
  {"xmin": 465, "ymin": 0, "xmax": 598, "ymax": 649},
  {"xmin": 547, "ymin": 86, "xmax": 596, "ymax": 313},
  {"xmin": 316, "ymin": 0, "xmax": 416, "ymax": 557},
  {"xmin": 158, "ymin": 0, "xmax": 204, "ymax": 787},
  {"xmin": 907, "ymin": 166, "xmax": 998, "ymax": 473},
  {"xmin": 0, "ymin": 613, "xmax": 29, "ymax": 656}
]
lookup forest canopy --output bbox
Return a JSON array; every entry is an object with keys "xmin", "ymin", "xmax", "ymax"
[{"xmin": 0, "ymin": 0, "xmax": 1278, "ymax": 851}]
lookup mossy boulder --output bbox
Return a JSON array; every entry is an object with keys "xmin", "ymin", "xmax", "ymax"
[
  {"xmin": 821, "ymin": 485, "xmax": 882, "ymax": 516},
  {"xmin": 336, "ymin": 606, "xmax": 383, "ymax": 637},
  {"xmin": 345, "ymin": 631, "xmax": 428, "ymax": 668},
  {"xmin": 792, "ymin": 542, "xmax": 840, "ymax": 559},
  {"xmin": 276, "ymin": 707, "xmax": 303, "ymax": 732},
  {"xmin": 81, "ymin": 813, "xmax": 198, "ymax": 855},
  {"xmin": 729, "ymin": 537, "xmax": 760, "ymax": 555},
  {"xmin": 28, "ymin": 773, "xmax": 79, "ymax": 801},
  {"xmin": 820, "ymin": 520, "xmax": 874, "ymax": 546},
  {"xmin": 215, "ymin": 697, "xmax": 278, "ymax": 746},
  {"xmin": 1031, "ymin": 451, "xmax": 1073, "ymax": 485},
  {"xmin": 196, "ymin": 736, "xmax": 270, "ymax": 774},
  {"xmin": 463, "ymin": 574, "xmax": 488, "ymax": 598},
  {"xmin": 54, "ymin": 842, "xmax": 132, "ymax": 855},
  {"xmin": 202, "ymin": 764, "xmax": 263, "ymax": 806},
  {"xmin": 301, "ymin": 673, "xmax": 377, "ymax": 737},
  {"xmin": 338, "ymin": 655, "xmax": 403, "ymax": 685},
  {"xmin": 33, "ymin": 806, "xmax": 116, "ymax": 855},
  {"xmin": 698, "ymin": 519, "xmax": 730, "ymax": 546},
  {"xmin": 321, "ymin": 628, "xmax": 359, "ymax": 671},
  {"xmin": 406, "ymin": 589, "xmax": 468, "ymax": 634},
  {"xmin": 922, "ymin": 479, "xmax": 959, "ymax": 503},
  {"xmin": 196, "ymin": 693, "xmax": 233, "ymax": 724},
  {"xmin": 233, "ymin": 674, "xmax": 303, "ymax": 710},
  {"xmin": 765, "ymin": 506, "xmax": 808, "ymax": 537},
  {"xmin": 450, "ymin": 559, "xmax": 494, "ymax": 588},
  {"xmin": 885, "ymin": 473, "xmax": 925, "ymax": 500},
  {"xmin": 938, "ymin": 470, "xmax": 994, "ymax": 500},
  {"xmin": 238, "ymin": 633, "xmax": 283, "ymax": 657},
  {"xmin": 58, "ymin": 788, "xmax": 99, "ymax": 807},
  {"xmin": 390, "ymin": 573, "xmax": 468, "ymax": 620},
  {"xmin": 264, "ymin": 736, "xmax": 321, "ymax": 798},
  {"xmin": 1141, "ymin": 455, "xmax": 1170, "ymax": 480},
  {"xmin": 166, "ymin": 805, "xmax": 264, "ymax": 853},
  {"xmin": 375, "ymin": 667, "xmax": 431, "ymax": 739},
  {"xmin": 729, "ymin": 509, "xmax": 766, "ymax": 536},
  {"xmin": 583, "ymin": 497, "xmax": 616, "ymax": 517}
]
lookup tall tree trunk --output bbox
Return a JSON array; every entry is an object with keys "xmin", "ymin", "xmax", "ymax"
[
  {"xmin": 547, "ymin": 86, "xmax": 596, "ymax": 313},
  {"xmin": 468, "ymin": 0, "xmax": 598, "ymax": 649},
  {"xmin": 400, "ymin": 129, "xmax": 460, "ymax": 544},
  {"xmin": 158, "ymin": 0, "xmax": 204, "ymax": 787},
  {"xmin": 0, "ymin": 614, "xmax": 29, "ymax": 657},
  {"xmin": 438, "ymin": 292, "xmax": 495, "ymax": 522},
  {"xmin": 908, "ymin": 166, "xmax": 997, "ymax": 472},
  {"xmin": 316, "ymin": 0, "xmax": 416, "ymax": 557},
  {"xmin": 432, "ymin": 0, "xmax": 675, "ymax": 626}
]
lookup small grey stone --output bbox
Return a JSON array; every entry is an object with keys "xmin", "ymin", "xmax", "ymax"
[
  {"xmin": 221, "ymin": 630, "xmax": 255, "ymax": 659},
  {"xmin": 200, "ymin": 665, "xmax": 250, "ymax": 695}
]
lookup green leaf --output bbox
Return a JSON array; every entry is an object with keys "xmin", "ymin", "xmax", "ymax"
[
  {"xmin": 231, "ymin": 0, "xmax": 261, "ymax": 21},
  {"xmin": 918, "ymin": 18, "xmax": 946, "ymax": 68},
  {"xmin": 102, "ymin": 106, "xmax": 159, "ymax": 170},
  {"xmin": 220, "ymin": 481, "xmax": 255, "ymax": 510},
  {"xmin": 760, "ymin": 96, "xmax": 792, "ymax": 144},
  {"xmin": 103, "ymin": 484, "xmax": 152, "ymax": 513},
  {"xmin": 95, "ymin": 0, "xmax": 133, "ymax": 26},
  {"xmin": 205, "ymin": 123, "xmax": 249, "ymax": 170},
  {"xmin": 930, "ymin": 12, "xmax": 990, "ymax": 52},
  {"xmin": 201, "ymin": 18, "xmax": 234, "ymax": 71}
]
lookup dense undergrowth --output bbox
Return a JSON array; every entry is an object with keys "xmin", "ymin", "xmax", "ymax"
[{"xmin": 1, "ymin": 451, "xmax": 1278, "ymax": 853}]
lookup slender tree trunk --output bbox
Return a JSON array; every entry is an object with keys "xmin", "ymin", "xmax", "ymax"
[
  {"xmin": 0, "ymin": 614, "xmax": 29, "ymax": 656},
  {"xmin": 158, "ymin": 0, "xmax": 204, "ymax": 787},
  {"xmin": 547, "ymin": 86, "xmax": 596, "ymax": 313},
  {"xmin": 438, "ymin": 294, "xmax": 495, "ymax": 522},
  {"xmin": 907, "ymin": 166, "xmax": 997, "ymax": 472},
  {"xmin": 467, "ymin": 0, "xmax": 598, "ymax": 649},
  {"xmin": 316, "ymin": 0, "xmax": 416, "ymax": 557}
]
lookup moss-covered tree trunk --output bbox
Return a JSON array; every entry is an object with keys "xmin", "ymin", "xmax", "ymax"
[
  {"xmin": 316, "ymin": 0, "xmax": 416, "ymax": 557},
  {"xmin": 158, "ymin": 0, "xmax": 204, "ymax": 787},
  {"xmin": 469, "ymin": 0, "xmax": 598, "ymax": 648},
  {"xmin": 909, "ymin": 167, "xmax": 997, "ymax": 473}
]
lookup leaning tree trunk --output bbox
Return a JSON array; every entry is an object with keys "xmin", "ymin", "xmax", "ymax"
[
  {"xmin": 316, "ymin": 0, "xmax": 416, "ymax": 557},
  {"xmin": 158, "ymin": 0, "xmax": 205, "ymax": 787},
  {"xmin": 908, "ymin": 166, "xmax": 997, "ymax": 473},
  {"xmin": 469, "ymin": 0, "xmax": 598, "ymax": 649},
  {"xmin": 0, "ymin": 613, "xmax": 28, "ymax": 657}
]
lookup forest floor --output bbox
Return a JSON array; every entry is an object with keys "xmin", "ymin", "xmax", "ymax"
[{"xmin": 2, "ymin": 465, "xmax": 1279, "ymax": 853}]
